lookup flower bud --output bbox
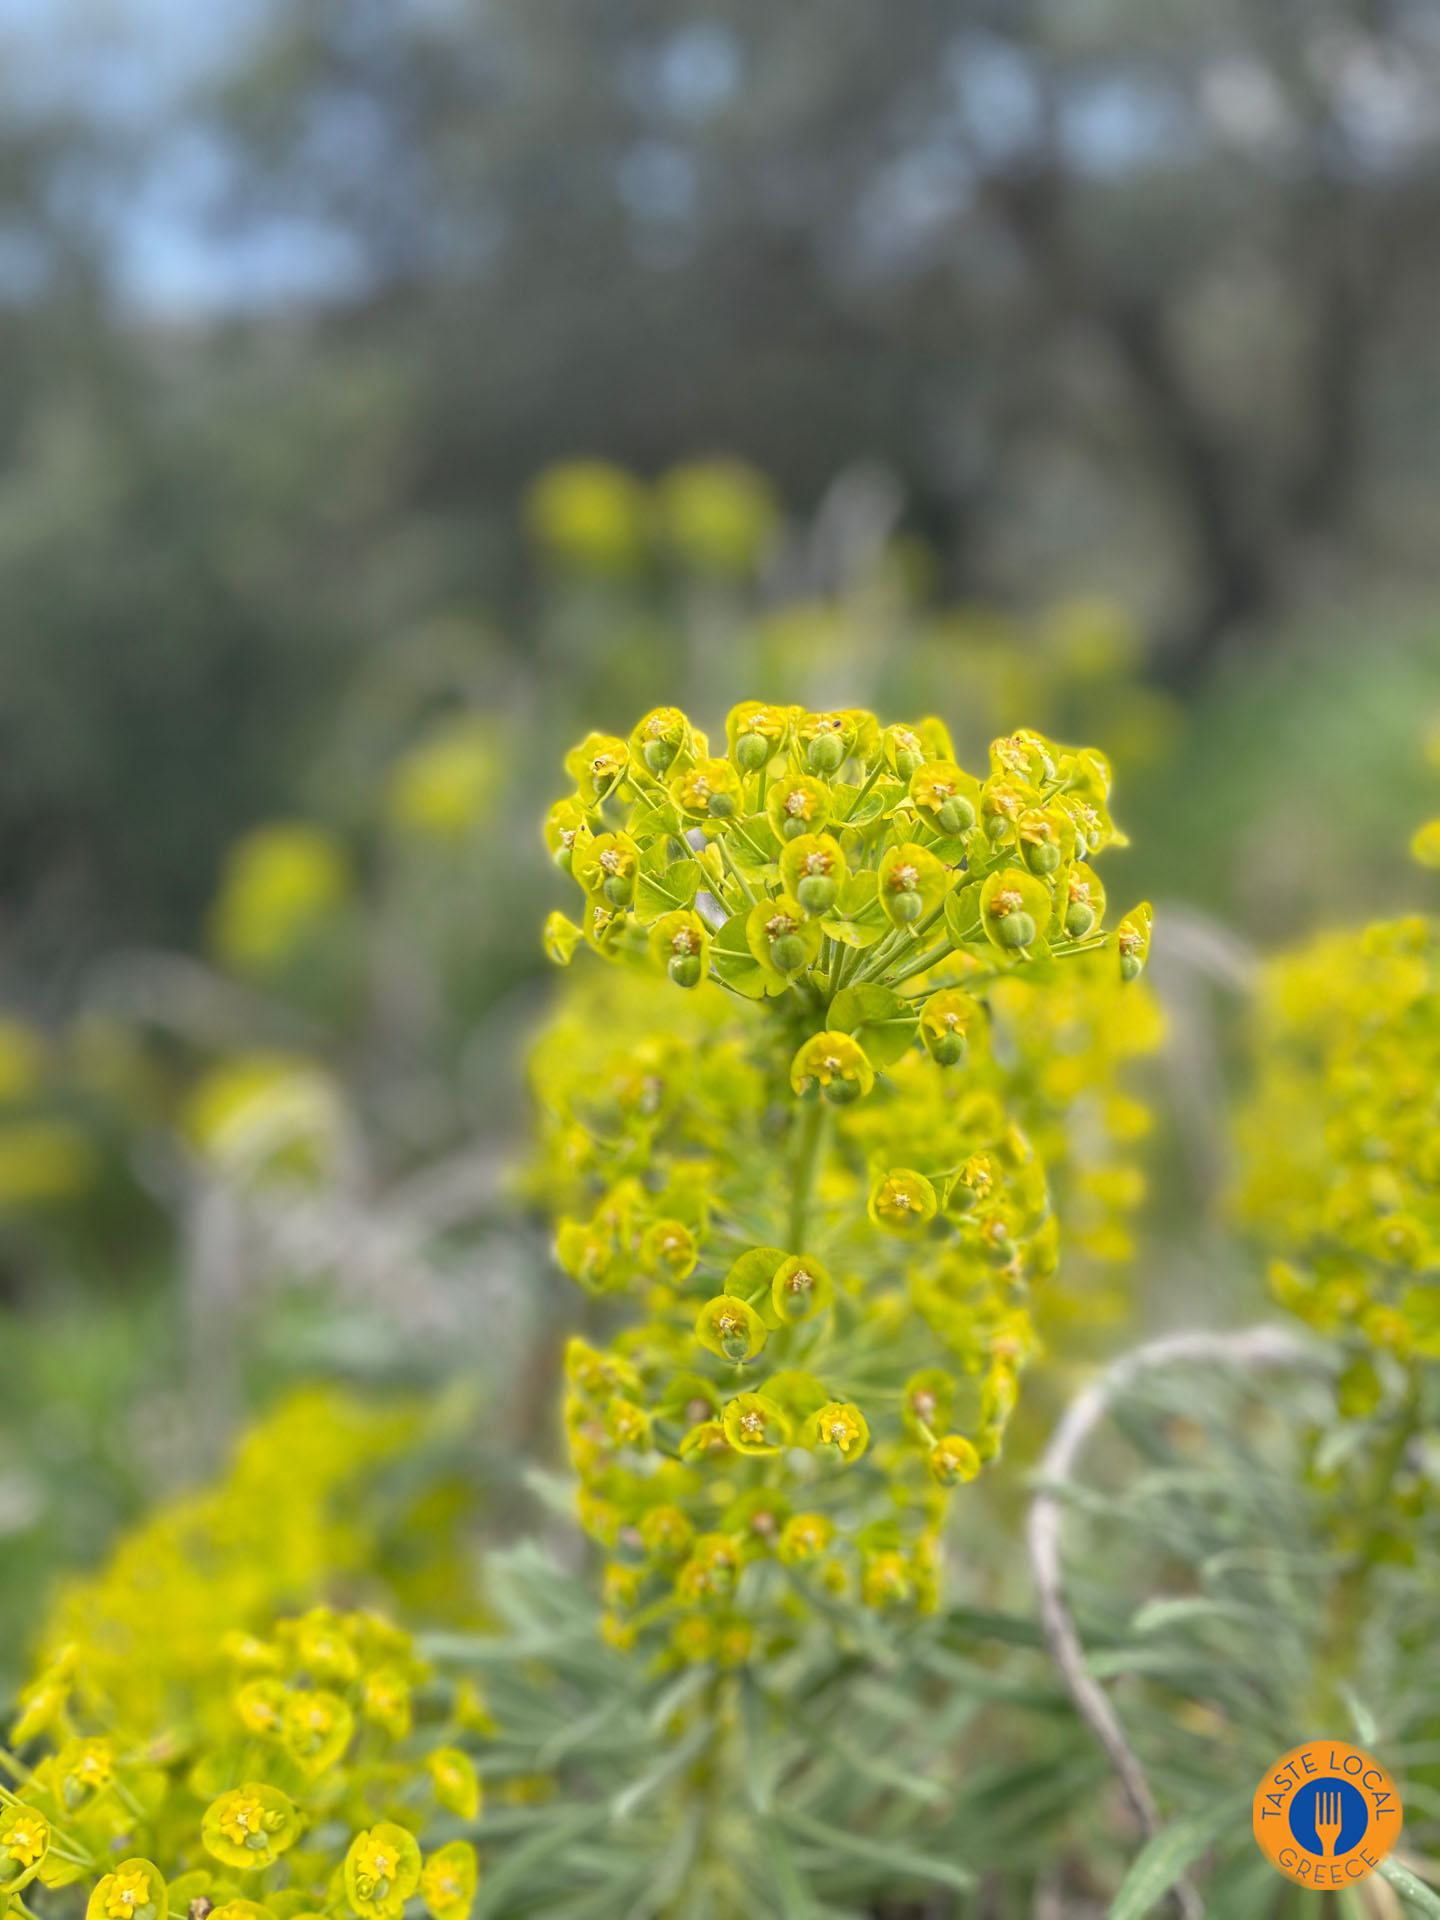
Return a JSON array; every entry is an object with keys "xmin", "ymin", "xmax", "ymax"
[
  {"xmin": 885, "ymin": 725, "xmax": 925, "ymax": 779},
  {"xmin": 807, "ymin": 733, "xmax": 845, "ymax": 775},
  {"xmin": 695, "ymin": 1295, "xmax": 766, "ymax": 1364},
  {"xmin": 791, "ymin": 1031, "xmax": 875, "ymax": 1102},
  {"xmin": 770, "ymin": 931, "xmax": 807, "ymax": 972},
  {"xmin": 1115, "ymin": 903, "xmax": 1151, "ymax": 981},
  {"xmin": 796, "ymin": 872, "xmax": 837, "ymax": 915},
  {"xmin": 770, "ymin": 1253, "xmax": 832, "ymax": 1325},
  {"xmin": 981, "ymin": 871, "xmax": 1046, "ymax": 954},
  {"xmin": 778, "ymin": 1513, "xmax": 833, "ymax": 1565},
  {"xmin": 928, "ymin": 1434, "xmax": 981, "ymax": 1487}
]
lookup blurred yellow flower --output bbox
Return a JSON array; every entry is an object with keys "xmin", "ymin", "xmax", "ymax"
[
  {"xmin": 1410, "ymin": 817, "xmax": 1440, "ymax": 868},
  {"xmin": 656, "ymin": 458, "xmax": 779, "ymax": 576},
  {"xmin": 385, "ymin": 719, "xmax": 501, "ymax": 837},
  {"xmin": 525, "ymin": 460, "xmax": 648, "ymax": 573},
  {"xmin": 184, "ymin": 1054, "xmax": 339, "ymax": 1175},
  {"xmin": 209, "ymin": 821, "xmax": 350, "ymax": 972}
]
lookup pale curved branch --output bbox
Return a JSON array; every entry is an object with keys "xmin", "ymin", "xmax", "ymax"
[{"xmin": 1026, "ymin": 1326, "xmax": 1326, "ymax": 1920}]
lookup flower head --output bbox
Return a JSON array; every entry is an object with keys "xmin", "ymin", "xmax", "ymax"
[
  {"xmin": 345, "ymin": 1826, "xmax": 422, "ymax": 1920},
  {"xmin": 420, "ymin": 1844, "xmax": 479, "ymax": 1920},
  {"xmin": 202, "ymin": 1785, "xmax": 300, "ymax": 1870}
]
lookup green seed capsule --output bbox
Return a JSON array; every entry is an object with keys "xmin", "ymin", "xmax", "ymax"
[
  {"xmin": 936, "ymin": 796, "xmax": 975, "ymax": 835},
  {"xmin": 894, "ymin": 747, "xmax": 923, "ymax": 779},
  {"xmin": 1120, "ymin": 951, "xmax": 1143, "ymax": 982},
  {"xmin": 807, "ymin": 734, "xmax": 845, "ymax": 775},
  {"xmin": 720, "ymin": 1327, "xmax": 751, "ymax": 1362},
  {"xmin": 781, "ymin": 816, "xmax": 808, "ymax": 840},
  {"xmin": 769, "ymin": 933, "xmax": 807, "ymax": 973},
  {"xmin": 925, "ymin": 1029, "xmax": 967, "ymax": 1067},
  {"xmin": 995, "ymin": 910, "xmax": 1035, "ymax": 950},
  {"xmin": 823, "ymin": 1076, "xmax": 862, "ymax": 1106},
  {"xmin": 891, "ymin": 888, "xmax": 924, "ymax": 923},
  {"xmin": 644, "ymin": 737, "xmax": 677, "ymax": 773},
  {"xmin": 984, "ymin": 813, "xmax": 1011, "ymax": 841},
  {"xmin": 735, "ymin": 731, "xmax": 770, "ymax": 772},
  {"xmin": 1065, "ymin": 901, "xmax": 1096, "ymax": 939},
  {"xmin": 602, "ymin": 873, "xmax": 634, "ymax": 907},
  {"xmin": 796, "ymin": 873, "xmax": 837, "ymax": 915},
  {"xmin": 707, "ymin": 792, "xmax": 735, "ymax": 819},
  {"xmin": 553, "ymin": 844, "xmax": 574, "ymax": 873},
  {"xmin": 669, "ymin": 953, "xmax": 703, "ymax": 989},
  {"xmin": 1023, "ymin": 839, "xmax": 1060, "ymax": 875}
]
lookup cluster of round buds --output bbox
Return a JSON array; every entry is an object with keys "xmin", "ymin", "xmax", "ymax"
[
  {"xmin": 5, "ymin": 1391, "xmax": 497, "ymax": 1920},
  {"xmin": 532, "ymin": 712, "xmax": 1156, "ymax": 1659},
  {"xmin": 544, "ymin": 705, "xmax": 1149, "ymax": 1115},
  {"xmin": 1235, "ymin": 898, "xmax": 1440, "ymax": 1404},
  {"xmin": 5, "ymin": 1600, "xmax": 488, "ymax": 1920}
]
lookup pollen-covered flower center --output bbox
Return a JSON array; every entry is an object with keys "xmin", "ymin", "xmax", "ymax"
[
  {"xmin": 106, "ymin": 1869, "xmax": 154, "ymax": 1919},
  {"xmin": 219, "ymin": 1795, "xmax": 266, "ymax": 1845},
  {"xmin": 5, "ymin": 1820, "xmax": 44, "ymax": 1867}
]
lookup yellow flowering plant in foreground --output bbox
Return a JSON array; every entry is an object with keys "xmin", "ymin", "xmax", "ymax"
[
  {"xmin": 0, "ymin": 1394, "xmax": 488, "ymax": 1920},
  {"xmin": 537, "ymin": 702, "xmax": 1155, "ymax": 1658}
]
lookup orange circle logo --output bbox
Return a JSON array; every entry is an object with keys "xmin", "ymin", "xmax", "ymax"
[{"xmin": 1254, "ymin": 1741, "xmax": 1403, "ymax": 1889}]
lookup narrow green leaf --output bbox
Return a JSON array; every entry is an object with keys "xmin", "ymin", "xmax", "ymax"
[
  {"xmin": 1379, "ymin": 1858, "xmax": 1440, "ymax": 1917},
  {"xmin": 1108, "ymin": 1793, "xmax": 1248, "ymax": 1920},
  {"xmin": 778, "ymin": 1808, "xmax": 974, "ymax": 1893}
]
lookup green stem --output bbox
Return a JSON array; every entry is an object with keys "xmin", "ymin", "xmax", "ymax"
[
  {"xmin": 715, "ymin": 836, "xmax": 757, "ymax": 906},
  {"xmin": 1321, "ymin": 1367, "xmax": 1422, "ymax": 1712},
  {"xmin": 829, "ymin": 937, "xmax": 863, "ymax": 998},
  {"xmin": 788, "ymin": 1100, "xmax": 829, "ymax": 1254},
  {"xmin": 840, "ymin": 758, "xmax": 885, "ymax": 821},
  {"xmin": 888, "ymin": 937, "xmax": 954, "ymax": 987},
  {"xmin": 848, "ymin": 927, "xmax": 907, "ymax": 986}
]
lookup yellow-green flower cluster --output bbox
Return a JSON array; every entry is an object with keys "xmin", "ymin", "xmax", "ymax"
[
  {"xmin": 1235, "ymin": 911, "xmax": 1440, "ymax": 1393},
  {"xmin": 3, "ymin": 1393, "xmax": 489, "ymax": 1920},
  {"xmin": 535, "ymin": 704, "xmax": 1153, "ymax": 1656}
]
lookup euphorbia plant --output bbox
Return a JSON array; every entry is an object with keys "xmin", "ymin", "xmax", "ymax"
[{"xmin": 537, "ymin": 703, "xmax": 1155, "ymax": 1660}]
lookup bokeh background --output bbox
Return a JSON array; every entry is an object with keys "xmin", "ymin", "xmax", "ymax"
[{"xmin": 2, "ymin": 0, "xmax": 1440, "ymax": 1691}]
